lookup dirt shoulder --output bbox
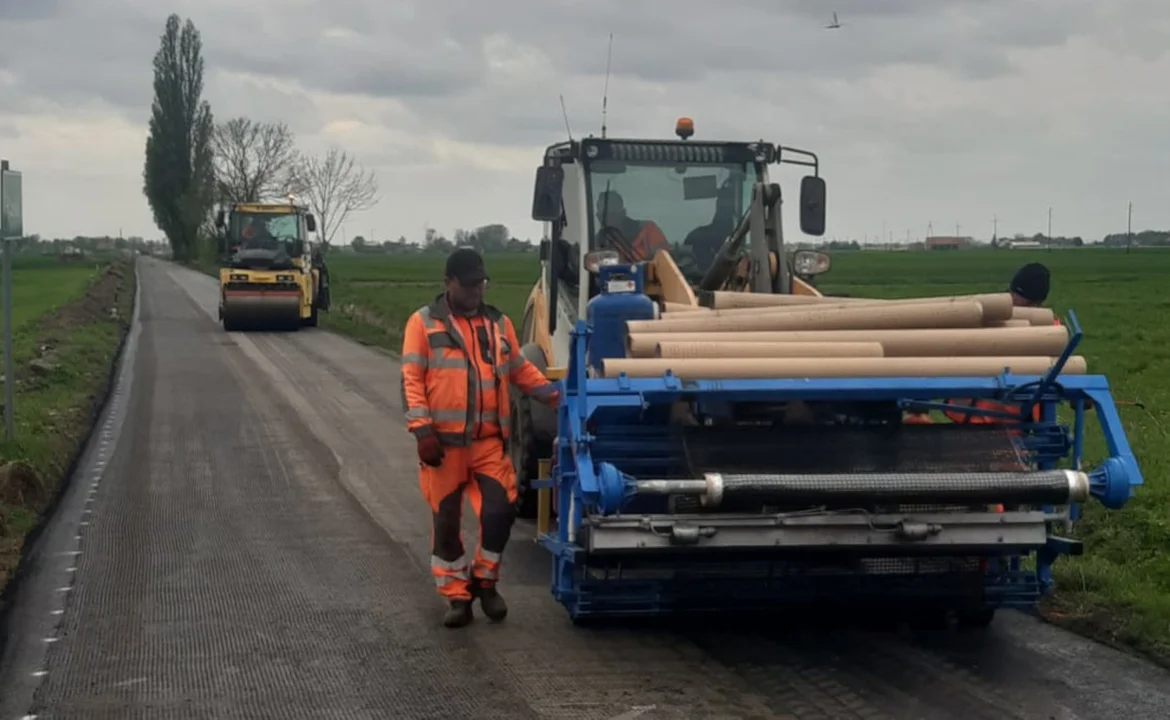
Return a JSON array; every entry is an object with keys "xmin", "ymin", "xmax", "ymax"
[{"xmin": 0, "ymin": 257, "xmax": 137, "ymax": 594}]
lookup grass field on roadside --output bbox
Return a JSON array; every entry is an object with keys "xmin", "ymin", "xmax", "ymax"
[
  {"xmin": 315, "ymin": 247, "xmax": 1170, "ymax": 663},
  {"xmin": 0, "ymin": 255, "xmax": 135, "ymax": 590}
]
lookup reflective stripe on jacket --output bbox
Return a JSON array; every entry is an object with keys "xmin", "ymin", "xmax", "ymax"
[{"xmin": 400, "ymin": 294, "xmax": 553, "ymax": 446}]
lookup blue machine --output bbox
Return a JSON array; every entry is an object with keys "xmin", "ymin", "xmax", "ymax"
[{"xmin": 536, "ymin": 263, "xmax": 1142, "ymax": 624}]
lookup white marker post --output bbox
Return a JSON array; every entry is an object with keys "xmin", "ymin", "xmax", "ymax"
[{"xmin": 1, "ymin": 159, "xmax": 24, "ymax": 442}]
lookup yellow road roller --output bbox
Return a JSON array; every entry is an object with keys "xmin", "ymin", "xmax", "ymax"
[{"xmin": 214, "ymin": 200, "xmax": 331, "ymax": 331}]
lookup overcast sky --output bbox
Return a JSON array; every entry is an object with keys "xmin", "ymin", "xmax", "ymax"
[{"xmin": 1, "ymin": 0, "xmax": 1167, "ymax": 245}]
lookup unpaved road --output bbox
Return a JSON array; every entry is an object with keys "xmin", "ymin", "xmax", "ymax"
[{"xmin": 2, "ymin": 257, "xmax": 1168, "ymax": 719}]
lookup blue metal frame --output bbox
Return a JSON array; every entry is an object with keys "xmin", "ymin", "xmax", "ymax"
[{"xmin": 535, "ymin": 272, "xmax": 1142, "ymax": 621}]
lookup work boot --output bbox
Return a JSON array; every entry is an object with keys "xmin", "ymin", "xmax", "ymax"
[
  {"xmin": 474, "ymin": 582, "xmax": 508, "ymax": 622},
  {"xmin": 442, "ymin": 599, "xmax": 473, "ymax": 628}
]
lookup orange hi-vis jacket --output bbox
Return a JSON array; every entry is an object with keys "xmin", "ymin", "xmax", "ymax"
[
  {"xmin": 629, "ymin": 221, "xmax": 669, "ymax": 261},
  {"xmin": 401, "ymin": 294, "xmax": 554, "ymax": 446},
  {"xmin": 941, "ymin": 316, "xmax": 1065, "ymax": 425}
]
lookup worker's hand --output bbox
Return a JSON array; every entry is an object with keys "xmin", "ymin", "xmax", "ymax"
[
  {"xmin": 416, "ymin": 433, "xmax": 445, "ymax": 467},
  {"xmin": 532, "ymin": 383, "xmax": 559, "ymax": 407}
]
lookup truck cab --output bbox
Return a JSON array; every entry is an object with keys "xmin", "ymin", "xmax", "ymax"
[{"xmin": 510, "ymin": 119, "xmax": 831, "ymax": 515}]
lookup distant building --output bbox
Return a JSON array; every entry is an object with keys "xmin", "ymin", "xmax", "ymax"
[{"xmin": 925, "ymin": 236, "xmax": 970, "ymax": 251}]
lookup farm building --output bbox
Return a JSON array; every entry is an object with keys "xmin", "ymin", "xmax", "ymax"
[{"xmin": 924, "ymin": 236, "xmax": 971, "ymax": 251}]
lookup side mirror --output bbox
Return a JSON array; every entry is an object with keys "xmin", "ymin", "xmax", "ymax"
[
  {"xmin": 305, "ymin": 213, "xmax": 317, "ymax": 233},
  {"xmin": 799, "ymin": 176, "xmax": 826, "ymax": 237},
  {"xmin": 531, "ymin": 166, "xmax": 564, "ymax": 222},
  {"xmin": 215, "ymin": 210, "xmax": 225, "ymax": 229}
]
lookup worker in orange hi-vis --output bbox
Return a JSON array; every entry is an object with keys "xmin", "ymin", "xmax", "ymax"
[
  {"xmin": 941, "ymin": 262, "xmax": 1060, "ymax": 425},
  {"xmin": 594, "ymin": 189, "xmax": 670, "ymax": 262},
  {"xmin": 905, "ymin": 262, "xmax": 1060, "ymax": 426},
  {"xmin": 400, "ymin": 248, "xmax": 559, "ymax": 628}
]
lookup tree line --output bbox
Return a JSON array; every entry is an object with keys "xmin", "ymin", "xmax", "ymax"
[
  {"xmin": 347, "ymin": 224, "xmax": 536, "ymax": 255},
  {"xmin": 142, "ymin": 14, "xmax": 379, "ymax": 262}
]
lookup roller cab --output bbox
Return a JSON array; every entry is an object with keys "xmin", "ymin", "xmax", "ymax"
[
  {"xmin": 214, "ymin": 199, "xmax": 331, "ymax": 332},
  {"xmin": 535, "ymin": 263, "xmax": 1142, "ymax": 625}
]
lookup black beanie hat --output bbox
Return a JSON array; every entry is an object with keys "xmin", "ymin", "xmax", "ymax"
[
  {"xmin": 1009, "ymin": 262, "xmax": 1050, "ymax": 304},
  {"xmin": 445, "ymin": 248, "xmax": 486, "ymax": 282}
]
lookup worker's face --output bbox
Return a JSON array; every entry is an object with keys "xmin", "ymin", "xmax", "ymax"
[
  {"xmin": 445, "ymin": 273, "xmax": 487, "ymax": 313},
  {"xmin": 1010, "ymin": 291, "xmax": 1039, "ymax": 307}
]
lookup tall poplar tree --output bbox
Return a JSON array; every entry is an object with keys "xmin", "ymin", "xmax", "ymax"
[{"xmin": 143, "ymin": 14, "xmax": 215, "ymax": 262}]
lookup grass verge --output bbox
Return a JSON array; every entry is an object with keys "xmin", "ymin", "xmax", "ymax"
[{"xmin": 0, "ymin": 256, "xmax": 137, "ymax": 596}]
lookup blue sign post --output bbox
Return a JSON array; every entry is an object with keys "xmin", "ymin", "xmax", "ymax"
[{"xmin": 1, "ymin": 159, "xmax": 23, "ymax": 441}]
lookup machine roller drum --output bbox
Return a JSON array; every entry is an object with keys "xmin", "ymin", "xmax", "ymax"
[
  {"xmin": 221, "ymin": 290, "xmax": 302, "ymax": 330},
  {"xmin": 635, "ymin": 470, "xmax": 1089, "ymax": 508}
]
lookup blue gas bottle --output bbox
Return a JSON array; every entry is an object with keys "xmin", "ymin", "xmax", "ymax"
[{"xmin": 585, "ymin": 263, "xmax": 656, "ymax": 374}]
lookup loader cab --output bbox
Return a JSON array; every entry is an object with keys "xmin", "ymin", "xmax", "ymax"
[{"xmin": 530, "ymin": 121, "xmax": 829, "ymax": 365}]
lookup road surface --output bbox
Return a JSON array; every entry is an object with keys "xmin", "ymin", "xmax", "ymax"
[{"xmin": 2, "ymin": 257, "xmax": 1168, "ymax": 719}]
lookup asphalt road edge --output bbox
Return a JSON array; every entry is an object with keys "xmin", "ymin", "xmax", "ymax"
[{"xmin": 0, "ymin": 256, "xmax": 143, "ymax": 719}]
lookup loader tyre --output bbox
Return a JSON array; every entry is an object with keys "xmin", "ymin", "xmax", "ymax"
[
  {"xmin": 511, "ymin": 341, "xmax": 555, "ymax": 520},
  {"xmin": 510, "ymin": 393, "xmax": 541, "ymax": 519},
  {"xmin": 304, "ymin": 302, "xmax": 319, "ymax": 327},
  {"xmin": 956, "ymin": 606, "xmax": 996, "ymax": 629}
]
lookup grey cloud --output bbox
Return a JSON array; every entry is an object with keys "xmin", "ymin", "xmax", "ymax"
[{"xmin": 0, "ymin": 0, "xmax": 68, "ymax": 20}]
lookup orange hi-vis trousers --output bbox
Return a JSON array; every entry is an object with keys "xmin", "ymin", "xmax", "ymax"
[{"xmin": 419, "ymin": 437, "xmax": 517, "ymax": 602}]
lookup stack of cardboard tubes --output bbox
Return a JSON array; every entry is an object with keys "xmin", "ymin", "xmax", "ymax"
[{"xmin": 607, "ymin": 291, "xmax": 1083, "ymax": 381}]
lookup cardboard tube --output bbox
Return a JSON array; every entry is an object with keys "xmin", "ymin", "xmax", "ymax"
[
  {"xmin": 626, "ymin": 325, "xmax": 1070, "ymax": 359},
  {"xmin": 602, "ymin": 355, "xmax": 1088, "ymax": 380},
  {"xmin": 704, "ymin": 293, "xmax": 1014, "ymax": 324},
  {"xmin": 986, "ymin": 319, "xmax": 1032, "ymax": 328},
  {"xmin": 1013, "ymin": 306, "xmax": 1056, "ymax": 326},
  {"xmin": 655, "ymin": 340, "xmax": 885, "ymax": 359},
  {"xmin": 703, "ymin": 291, "xmax": 856, "ymax": 309},
  {"xmin": 661, "ymin": 301, "xmax": 708, "ymax": 313},
  {"xmin": 627, "ymin": 300, "xmax": 987, "ymax": 335}
]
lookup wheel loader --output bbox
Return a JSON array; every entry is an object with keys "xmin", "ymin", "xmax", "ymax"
[
  {"xmin": 510, "ymin": 118, "xmax": 832, "ymax": 517},
  {"xmin": 213, "ymin": 200, "xmax": 331, "ymax": 332}
]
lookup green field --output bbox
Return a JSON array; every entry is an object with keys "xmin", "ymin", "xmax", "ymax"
[
  {"xmin": 0, "ymin": 254, "xmax": 135, "ymax": 588},
  {"xmin": 315, "ymin": 247, "xmax": 1170, "ymax": 664}
]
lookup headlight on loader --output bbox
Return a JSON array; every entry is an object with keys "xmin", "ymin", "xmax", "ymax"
[
  {"xmin": 276, "ymin": 274, "xmax": 294, "ymax": 282},
  {"xmin": 793, "ymin": 250, "xmax": 831, "ymax": 276},
  {"xmin": 230, "ymin": 273, "xmax": 249, "ymax": 282}
]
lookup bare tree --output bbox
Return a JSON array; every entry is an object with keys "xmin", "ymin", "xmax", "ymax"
[
  {"xmin": 211, "ymin": 117, "xmax": 299, "ymax": 204},
  {"xmin": 289, "ymin": 146, "xmax": 379, "ymax": 247}
]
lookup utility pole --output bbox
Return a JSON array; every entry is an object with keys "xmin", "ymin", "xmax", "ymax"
[
  {"xmin": 1127, "ymin": 202, "xmax": 1133, "ymax": 254},
  {"xmin": 993, "ymin": 215, "xmax": 998, "ymax": 240},
  {"xmin": 1046, "ymin": 207, "xmax": 1053, "ymax": 252}
]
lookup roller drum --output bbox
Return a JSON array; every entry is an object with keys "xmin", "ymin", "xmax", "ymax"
[
  {"xmin": 222, "ymin": 289, "xmax": 302, "ymax": 329},
  {"xmin": 700, "ymin": 470, "xmax": 1087, "ymax": 507}
]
